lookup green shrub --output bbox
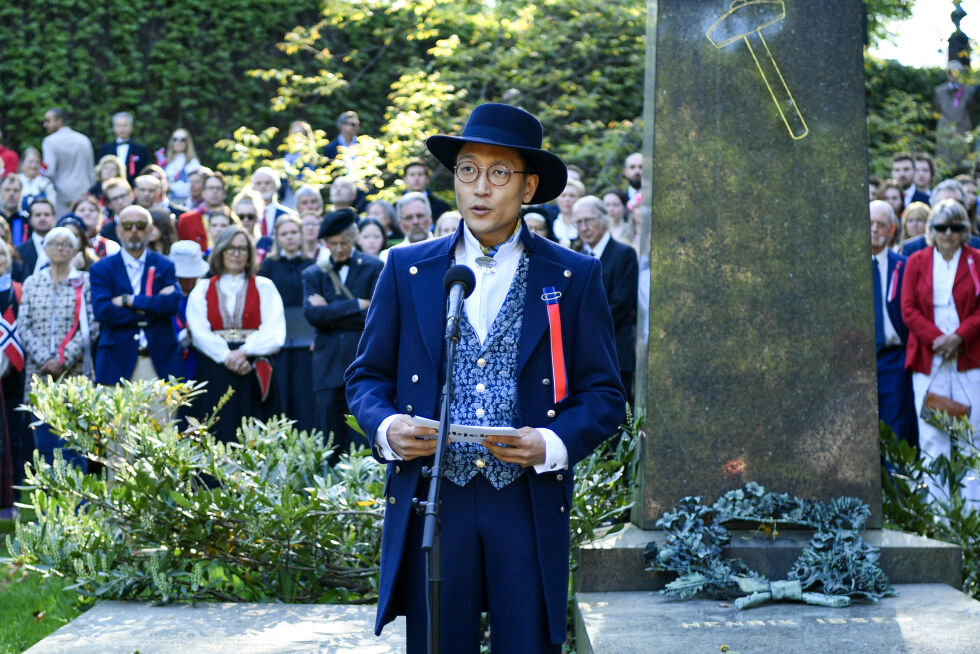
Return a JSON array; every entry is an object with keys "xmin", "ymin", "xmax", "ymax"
[{"xmin": 880, "ymin": 419, "xmax": 980, "ymax": 599}]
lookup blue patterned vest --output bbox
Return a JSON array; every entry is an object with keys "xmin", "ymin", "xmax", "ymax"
[{"xmin": 442, "ymin": 254, "xmax": 529, "ymax": 489}]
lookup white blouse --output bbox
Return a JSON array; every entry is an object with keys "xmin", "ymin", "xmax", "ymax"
[
  {"xmin": 186, "ymin": 273, "xmax": 285, "ymax": 363},
  {"xmin": 932, "ymin": 247, "xmax": 961, "ymax": 335}
]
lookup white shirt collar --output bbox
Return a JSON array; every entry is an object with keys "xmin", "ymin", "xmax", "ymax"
[
  {"xmin": 590, "ymin": 231, "xmax": 612, "ymax": 259},
  {"xmin": 120, "ymin": 247, "xmax": 147, "ymax": 268}
]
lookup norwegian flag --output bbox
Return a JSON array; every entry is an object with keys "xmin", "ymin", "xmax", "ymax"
[{"xmin": 0, "ymin": 306, "xmax": 24, "ymax": 371}]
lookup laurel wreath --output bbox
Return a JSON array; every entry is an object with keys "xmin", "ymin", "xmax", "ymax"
[{"xmin": 643, "ymin": 482, "xmax": 894, "ymax": 609}]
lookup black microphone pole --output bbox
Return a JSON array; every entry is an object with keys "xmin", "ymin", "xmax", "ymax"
[{"xmin": 420, "ymin": 265, "xmax": 475, "ymax": 654}]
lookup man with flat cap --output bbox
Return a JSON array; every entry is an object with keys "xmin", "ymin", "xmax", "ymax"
[
  {"xmin": 303, "ymin": 209, "xmax": 382, "ymax": 458},
  {"xmin": 346, "ymin": 104, "xmax": 625, "ymax": 652}
]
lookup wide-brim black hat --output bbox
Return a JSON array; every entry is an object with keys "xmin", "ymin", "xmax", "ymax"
[{"xmin": 426, "ymin": 103, "xmax": 567, "ymax": 205}]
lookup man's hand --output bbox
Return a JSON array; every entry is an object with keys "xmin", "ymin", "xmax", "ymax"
[
  {"xmin": 358, "ymin": 298, "xmax": 370, "ymax": 310},
  {"xmin": 308, "ymin": 293, "xmax": 327, "ymax": 307},
  {"xmin": 483, "ymin": 427, "xmax": 546, "ymax": 467},
  {"xmin": 224, "ymin": 349, "xmax": 251, "ymax": 376},
  {"xmin": 110, "ymin": 295, "xmax": 128, "ymax": 307},
  {"xmin": 40, "ymin": 358, "xmax": 65, "ymax": 377},
  {"xmin": 387, "ymin": 415, "xmax": 437, "ymax": 460},
  {"xmin": 159, "ymin": 285, "xmax": 176, "ymax": 295},
  {"xmin": 933, "ymin": 332, "xmax": 964, "ymax": 360}
]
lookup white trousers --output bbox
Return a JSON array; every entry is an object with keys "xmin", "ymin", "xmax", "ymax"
[{"xmin": 912, "ymin": 355, "xmax": 980, "ymax": 504}]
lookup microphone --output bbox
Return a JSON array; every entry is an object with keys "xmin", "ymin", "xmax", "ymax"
[{"xmin": 443, "ymin": 265, "xmax": 476, "ymax": 333}]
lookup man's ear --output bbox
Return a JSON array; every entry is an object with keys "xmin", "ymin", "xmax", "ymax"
[{"xmin": 523, "ymin": 174, "xmax": 540, "ymax": 204}]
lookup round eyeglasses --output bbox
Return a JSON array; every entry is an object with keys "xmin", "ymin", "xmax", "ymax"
[{"xmin": 453, "ymin": 162, "xmax": 529, "ymax": 187}]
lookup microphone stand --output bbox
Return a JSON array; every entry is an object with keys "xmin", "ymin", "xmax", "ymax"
[{"xmin": 419, "ymin": 290, "xmax": 465, "ymax": 654}]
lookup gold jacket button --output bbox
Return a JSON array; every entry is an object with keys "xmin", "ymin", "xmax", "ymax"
[
  {"xmin": 475, "ymin": 459, "xmax": 486, "ymax": 468},
  {"xmin": 406, "ymin": 404, "xmax": 413, "ymax": 413},
  {"xmin": 476, "ymin": 383, "xmax": 485, "ymax": 392},
  {"xmin": 563, "ymin": 269, "xmax": 572, "ymax": 278},
  {"xmin": 389, "ymin": 496, "xmax": 397, "ymax": 504},
  {"xmin": 411, "ymin": 374, "xmax": 419, "ymax": 383},
  {"xmin": 409, "ymin": 266, "xmax": 418, "ymax": 275},
  {"xmin": 542, "ymin": 378, "xmax": 551, "ymax": 386},
  {"xmin": 547, "ymin": 409, "xmax": 556, "ymax": 418},
  {"xmin": 477, "ymin": 358, "xmax": 486, "ymax": 367},
  {"xmin": 475, "ymin": 408, "xmax": 485, "ymax": 418},
  {"xmin": 557, "ymin": 474, "xmax": 564, "ymax": 482}
]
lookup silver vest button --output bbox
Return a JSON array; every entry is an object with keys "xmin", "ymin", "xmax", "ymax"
[
  {"xmin": 411, "ymin": 374, "xmax": 419, "ymax": 383},
  {"xmin": 542, "ymin": 378, "xmax": 551, "ymax": 385},
  {"xmin": 409, "ymin": 266, "xmax": 418, "ymax": 275},
  {"xmin": 475, "ymin": 408, "xmax": 485, "ymax": 418},
  {"xmin": 547, "ymin": 409, "xmax": 556, "ymax": 418},
  {"xmin": 406, "ymin": 405, "xmax": 413, "ymax": 413}
]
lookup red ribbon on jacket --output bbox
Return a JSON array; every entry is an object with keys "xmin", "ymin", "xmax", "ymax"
[
  {"xmin": 542, "ymin": 286, "xmax": 567, "ymax": 405},
  {"xmin": 128, "ymin": 154, "xmax": 136, "ymax": 178},
  {"xmin": 969, "ymin": 257, "xmax": 980, "ymax": 297},
  {"xmin": 58, "ymin": 280, "xmax": 84, "ymax": 365},
  {"xmin": 144, "ymin": 266, "xmax": 155, "ymax": 296},
  {"xmin": 888, "ymin": 261, "xmax": 902, "ymax": 302}
]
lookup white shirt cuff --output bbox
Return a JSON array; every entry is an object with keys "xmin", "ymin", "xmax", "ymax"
[
  {"xmin": 533, "ymin": 427, "xmax": 568, "ymax": 473},
  {"xmin": 374, "ymin": 414, "xmax": 404, "ymax": 461}
]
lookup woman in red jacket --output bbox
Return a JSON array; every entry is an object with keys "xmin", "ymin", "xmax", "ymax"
[{"xmin": 901, "ymin": 198, "xmax": 980, "ymax": 504}]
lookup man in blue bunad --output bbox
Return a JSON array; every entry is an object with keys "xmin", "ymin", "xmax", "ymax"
[{"xmin": 345, "ymin": 103, "xmax": 625, "ymax": 653}]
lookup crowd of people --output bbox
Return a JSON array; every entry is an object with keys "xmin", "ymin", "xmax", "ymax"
[
  {"xmin": 870, "ymin": 150, "xmax": 980, "ymax": 506},
  {"xmin": 0, "ymin": 108, "xmax": 645, "ymax": 514}
]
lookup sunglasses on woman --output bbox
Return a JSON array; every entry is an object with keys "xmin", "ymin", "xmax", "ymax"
[{"xmin": 934, "ymin": 223, "xmax": 967, "ymax": 233}]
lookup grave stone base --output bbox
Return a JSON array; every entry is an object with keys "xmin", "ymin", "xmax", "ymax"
[{"xmin": 575, "ymin": 584, "xmax": 980, "ymax": 654}]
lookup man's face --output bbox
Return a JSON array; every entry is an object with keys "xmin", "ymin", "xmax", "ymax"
[
  {"xmin": 573, "ymin": 202, "xmax": 607, "ymax": 248},
  {"xmin": 42, "ymin": 111, "xmax": 61, "ymax": 135},
  {"xmin": 113, "ymin": 116, "xmax": 133, "ymax": 141},
  {"xmin": 106, "ymin": 187, "xmax": 134, "ymax": 216},
  {"xmin": 325, "ymin": 234, "xmax": 353, "ymax": 263},
  {"xmin": 134, "ymin": 180, "xmax": 159, "ymax": 209},
  {"xmin": 203, "ymin": 179, "xmax": 226, "ymax": 208},
  {"xmin": 252, "ymin": 173, "xmax": 277, "ymax": 202},
  {"xmin": 189, "ymin": 173, "xmax": 204, "ymax": 199},
  {"xmin": 340, "ymin": 117, "xmax": 359, "ymax": 141},
  {"xmin": 869, "ymin": 204, "xmax": 895, "ymax": 255},
  {"xmin": 913, "ymin": 160, "xmax": 933, "ymax": 190},
  {"xmin": 454, "ymin": 142, "xmax": 538, "ymax": 247},
  {"xmin": 296, "ymin": 192, "xmax": 322, "ymax": 215},
  {"xmin": 117, "ymin": 208, "xmax": 150, "ymax": 254},
  {"xmin": 29, "ymin": 203, "xmax": 56, "ymax": 236},
  {"xmin": 397, "ymin": 200, "xmax": 433, "ymax": 243},
  {"xmin": 330, "ymin": 182, "xmax": 355, "ymax": 207},
  {"xmin": 623, "ymin": 153, "xmax": 642, "ymax": 189},
  {"xmin": 404, "ymin": 165, "xmax": 428, "ymax": 192},
  {"xmin": 891, "ymin": 159, "xmax": 914, "ymax": 189},
  {"xmin": 0, "ymin": 179, "xmax": 21, "ymax": 213}
]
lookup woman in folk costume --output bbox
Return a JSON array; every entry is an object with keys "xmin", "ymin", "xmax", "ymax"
[
  {"xmin": 0, "ymin": 239, "xmax": 26, "ymax": 515},
  {"xmin": 186, "ymin": 225, "xmax": 285, "ymax": 443},
  {"xmin": 19, "ymin": 226, "xmax": 98, "ymax": 471}
]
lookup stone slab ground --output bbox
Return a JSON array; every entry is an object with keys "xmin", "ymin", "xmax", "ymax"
[
  {"xmin": 24, "ymin": 601, "xmax": 405, "ymax": 653},
  {"xmin": 576, "ymin": 583, "xmax": 980, "ymax": 654}
]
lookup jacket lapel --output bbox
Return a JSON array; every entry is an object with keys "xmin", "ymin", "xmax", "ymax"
[
  {"xmin": 410, "ymin": 246, "xmax": 454, "ymax": 369},
  {"xmin": 518, "ymin": 237, "xmax": 574, "ymax": 373}
]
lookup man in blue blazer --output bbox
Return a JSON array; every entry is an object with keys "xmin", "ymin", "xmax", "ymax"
[
  {"xmin": 90, "ymin": 205, "xmax": 182, "ymax": 384},
  {"xmin": 345, "ymin": 104, "xmax": 625, "ymax": 653},
  {"xmin": 870, "ymin": 200, "xmax": 917, "ymax": 447}
]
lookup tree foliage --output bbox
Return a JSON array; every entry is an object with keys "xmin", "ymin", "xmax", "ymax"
[{"xmin": 0, "ymin": 0, "xmax": 322, "ymax": 165}]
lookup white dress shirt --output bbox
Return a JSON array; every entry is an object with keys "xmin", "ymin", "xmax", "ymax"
[
  {"xmin": 932, "ymin": 247, "xmax": 961, "ymax": 336},
  {"xmin": 873, "ymin": 252, "xmax": 901, "ymax": 346},
  {"xmin": 121, "ymin": 248, "xmax": 149, "ymax": 347},
  {"xmin": 187, "ymin": 273, "xmax": 286, "ymax": 363},
  {"xmin": 116, "ymin": 140, "xmax": 131, "ymax": 171},
  {"xmin": 374, "ymin": 223, "xmax": 570, "ymax": 472},
  {"xmin": 32, "ymin": 232, "xmax": 49, "ymax": 274}
]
